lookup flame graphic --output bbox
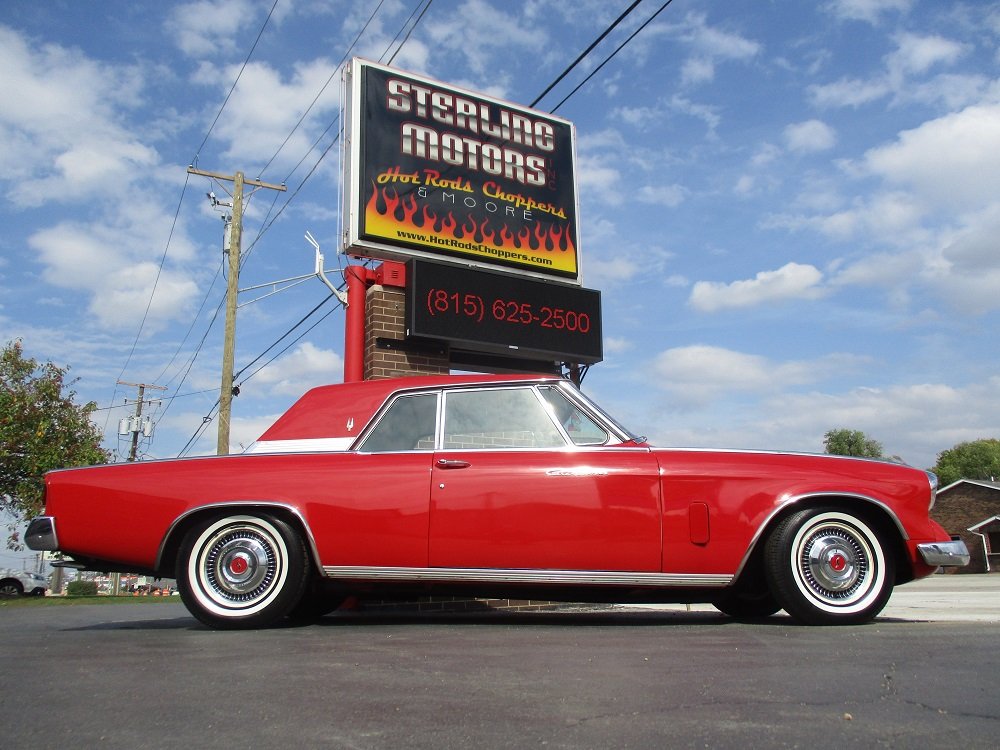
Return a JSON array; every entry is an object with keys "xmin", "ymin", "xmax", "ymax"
[{"xmin": 363, "ymin": 184, "xmax": 578, "ymax": 274}]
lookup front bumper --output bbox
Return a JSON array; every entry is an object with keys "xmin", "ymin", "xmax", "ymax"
[
  {"xmin": 917, "ymin": 539, "xmax": 970, "ymax": 567},
  {"xmin": 25, "ymin": 517, "xmax": 58, "ymax": 551}
]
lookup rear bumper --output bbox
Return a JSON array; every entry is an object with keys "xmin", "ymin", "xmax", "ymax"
[
  {"xmin": 25, "ymin": 517, "xmax": 58, "ymax": 551},
  {"xmin": 917, "ymin": 539, "xmax": 970, "ymax": 567}
]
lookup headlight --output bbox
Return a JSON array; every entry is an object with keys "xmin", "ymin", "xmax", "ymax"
[{"xmin": 925, "ymin": 470, "xmax": 939, "ymax": 511}]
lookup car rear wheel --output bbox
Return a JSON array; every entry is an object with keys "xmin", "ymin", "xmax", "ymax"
[
  {"xmin": 765, "ymin": 508, "xmax": 894, "ymax": 625},
  {"xmin": 177, "ymin": 513, "xmax": 309, "ymax": 629},
  {"xmin": 0, "ymin": 579, "xmax": 24, "ymax": 597}
]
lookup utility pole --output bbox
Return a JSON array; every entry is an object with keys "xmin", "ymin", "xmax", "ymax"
[
  {"xmin": 114, "ymin": 380, "xmax": 165, "ymax": 596},
  {"xmin": 187, "ymin": 167, "xmax": 286, "ymax": 455},
  {"xmin": 117, "ymin": 380, "xmax": 166, "ymax": 461}
]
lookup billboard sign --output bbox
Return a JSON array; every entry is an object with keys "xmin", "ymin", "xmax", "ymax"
[
  {"xmin": 343, "ymin": 59, "xmax": 581, "ymax": 283},
  {"xmin": 407, "ymin": 259, "xmax": 602, "ymax": 364}
]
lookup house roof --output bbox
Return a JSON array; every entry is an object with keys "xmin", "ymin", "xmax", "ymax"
[
  {"xmin": 968, "ymin": 515, "xmax": 1000, "ymax": 533},
  {"xmin": 938, "ymin": 478, "xmax": 1000, "ymax": 494}
]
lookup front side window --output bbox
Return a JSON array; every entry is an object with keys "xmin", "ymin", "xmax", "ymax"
[
  {"xmin": 537, "ymin": 386, "xmax": 610, "ymax": 446},
  {"xmin": 443, "ymin": 388, "xmax": 565, "ymax": 449},
  {"xmin": 357, "ymin": 393, "xmax": 437, "ymax": 452}
]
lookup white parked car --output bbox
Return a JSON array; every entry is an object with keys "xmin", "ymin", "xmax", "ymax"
[{"xmin": 0, "ymin": 569, "xmax": 48, "ymax": 597}]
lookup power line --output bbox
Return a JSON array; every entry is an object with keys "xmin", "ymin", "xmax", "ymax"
[
  {"xmin": 154, "ymin": 256, "xmax": 225, "ymax": 385},
  {"xmin": 551, "ymin": 0, "xmax": 677, "ymax": 114},
  {"xmin": 257, "ymin": 0, "xmax": 389, "ymax": 180},
  {"xmin": 103, "ymin": 170, "xmax": 192, "ymax": 437},
  {"xmin": 530, "ymin": 0, "xmax": 644, "ymax": 108},
  {"xmin": 191, "ymin": 0, "xmax": 281, "ymax": 166},
  {"xmin": 385, "ymin": 0, "xmax": 435, "ymax": 66}
]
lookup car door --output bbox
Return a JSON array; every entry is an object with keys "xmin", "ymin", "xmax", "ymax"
[
  {"xmin": 428, "ymin": 385, "xmax": 661, "ymax": 572},
  {"xmin": 312, "ymin": 392, "xmax": 438, "ymax": 568}
]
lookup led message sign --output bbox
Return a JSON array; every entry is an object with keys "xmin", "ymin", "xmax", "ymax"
[{"xmin": 406, "ymin": 259, "xmax": 602, "ymax": 364}]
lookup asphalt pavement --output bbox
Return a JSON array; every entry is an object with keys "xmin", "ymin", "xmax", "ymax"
[
  {"xmin": 1, "ymin": 574, "xmax": 997, "ymax": 749},
  {"xmin": 615, "ymin": 572, "xmax": 1000, "ymax": 622}
]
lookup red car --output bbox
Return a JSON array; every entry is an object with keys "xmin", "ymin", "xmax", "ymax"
[{"xmin": 27, "ymin": 374, "xmax": 968, "ymax": 629}]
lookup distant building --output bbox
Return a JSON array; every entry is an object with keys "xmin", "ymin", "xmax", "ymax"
[{"xmin": 932, "ymin": 480, "xmax": 1000, "ymax": 573}]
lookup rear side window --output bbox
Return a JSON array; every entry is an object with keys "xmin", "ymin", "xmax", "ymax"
[
  {"xmin": 442, "ymin": 388, "xmax": 565, "ymax": 449},
  {"xmin": 357, "ymin": 394, "xmax": 437, "ymax": 452}
]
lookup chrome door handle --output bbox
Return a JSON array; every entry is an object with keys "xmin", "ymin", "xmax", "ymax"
[{"xmin": 436, "ymin": 458, "xmax": 471, "ymax": 469}]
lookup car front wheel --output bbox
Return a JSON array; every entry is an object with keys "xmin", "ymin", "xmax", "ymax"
[
  {"xmin": 177, "ymin": 513, "xmax": 309, "ymax": 629},
  {"xmin": 765, "ymin": 508, "xmax": 895, "ymax": 625}
]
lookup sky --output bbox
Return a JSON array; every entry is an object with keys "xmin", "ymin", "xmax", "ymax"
[{"xmin": 3, "ymin": 0, "xmax": 1000, "ymax": 561}]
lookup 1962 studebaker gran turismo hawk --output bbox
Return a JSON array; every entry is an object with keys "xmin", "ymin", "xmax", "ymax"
[{"xmin": 27, "ymin": 374, "xmax": 968, "ymax": 628}]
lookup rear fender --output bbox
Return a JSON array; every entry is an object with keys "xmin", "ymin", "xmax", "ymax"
[{"xmin": 156, "ymin": 501, "xmax": 322, "ymax": 578}]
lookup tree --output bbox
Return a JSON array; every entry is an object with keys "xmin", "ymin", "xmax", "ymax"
[
  {"xmin": 1, "ymin": 340, "xmax": 109, "ymax": 548},
  {"xmin": 823, "ymin": 429, "xmax": 884, "ymax": 459},
  {"xmin": 930, "ymin": 438, "xmax": 1000, "ymax": 487}
]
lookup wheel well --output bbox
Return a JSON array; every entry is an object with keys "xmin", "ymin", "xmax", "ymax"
[
  {"xmin": 157, "ymin": 505, "xmax": 318, "ymax": 579},
  {"xmin": 735, "ymin": 495, "xmax": 912, "ymax": 590},
  {"xmin": 0, "ymin": 577, "xmax": 24, "ymax": 592}
]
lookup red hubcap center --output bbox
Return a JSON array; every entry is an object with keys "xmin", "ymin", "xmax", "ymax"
[
  {"xmin": 229, "ymin": 556, "xmax": 249, "ymax": 575},
  {"xmin": 829, "ymin": 553, "xmax": 847, "ymax": 572}
]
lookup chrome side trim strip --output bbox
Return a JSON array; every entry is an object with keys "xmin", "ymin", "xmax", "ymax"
[{"xmin": 321, "ymin": 566, "xmax": 732, "ymax": 587}]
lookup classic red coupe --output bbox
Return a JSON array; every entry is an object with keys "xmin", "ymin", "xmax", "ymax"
[{"xmin": 27, "ymin": 374, "xmax": 968, "ymax": 628}]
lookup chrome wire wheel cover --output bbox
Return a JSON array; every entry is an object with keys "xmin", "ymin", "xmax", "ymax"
[
  {"xmin": 790, "ymin": 512, "xmax": 885, "ymax": 614},
  {"xmin": 188, "ymin": 516, "xmax": 289, "ymax": 617}
]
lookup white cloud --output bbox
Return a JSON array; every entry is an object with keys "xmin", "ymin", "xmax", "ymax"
[
  {"xmin": 669, "ymin": 95, "xmax": 721, "ymax": 133},
  {"xmin": 27, "ymin": 219, "xmax": 200, "ymax": 332},
  {"xmin": 637, "ymin": 184, "xmax": 687, "ymax": 207},
  {"xmin": 809, "ymin": 77, "xmax": 891, "ymax": 109},
  {"xmin": 643, "ymin": 376, "xmax": 1000, "ymax": 469},
  {"xmin": 860, "ymin": 103, "xmax": 1000, "ymax": 214},
  {"xmin": 809, "ymin": 31, "xmax": 969, "ymax": 110},
  {"xmin": 689, "ymin": 263, "xmax": 824, "ymax": 312},
  {"xmin": 603, "ymin": 336, "xmax": 633, "ymax": 355},
  {"xmin": 0, "ymin": 26, "xmax": 152, "ymax": 208},
  {"xmin": 825, "ymin": 0, "xmax": 914, "ymax": 25},
  {"xmin": 751, "ymin": 143, "xmax": 782, "ymax": 167},
  {"xmin": 664, "ymin": 12, "xmax": 761, "ymax": 89},
  {"xmin": 887, "ymin": 33, "xmax": 968, "ymax": 76},
  {"xmin": 249, "ymin": 342, "xmax": 344, "ymax": 396},
  {"xmin": 193, "ymin": 59, "xmax": 341, "ymax": 170},
  {"xmin": 784, "ymin": 120, "xmax": 837, "ymax": 153},
  {"xmin": 166, "ymin": 0, "xmax": 267, "ymax": 58},
  {"xmin": 680, "ymin": 12, "xmax": 761, "ymax": 61},
  {"xmin": 681, "ymin": 57, "xmax": 716, "ymax": 86},
  {"xmin": 423, "ymin": 0, "xmax": 548, "ymax": 77},
  {"xmin": 650, "ymin": 345, "xmax": 865, "ymax": 407}
]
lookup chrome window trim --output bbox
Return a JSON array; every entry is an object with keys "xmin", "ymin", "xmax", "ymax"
[
  {"xmin": 536, "ymin": 384, "xmax": 612, "ymax": 446},
  {"xmin": 353, "ymin": 391, "xmax": 440, "ymax": 453},
  {"xmin": 351, "ymin": 379, "xmax": 636, "ymax": 454},
  {"xmin": 440, "ymin": 384, "xmax": 567, "ymax": 451},
  {"xmin": 550, "ymin": 380, "xmax": 637, "ymax": 444},
  {"xmin": 321, "ymin": 565, "xmax": 732, "ymax": 588}
]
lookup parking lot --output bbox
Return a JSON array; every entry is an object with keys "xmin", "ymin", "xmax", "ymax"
[{"xmin": 1, "ymin": 575, "xmax": 997, "ymax": 749}]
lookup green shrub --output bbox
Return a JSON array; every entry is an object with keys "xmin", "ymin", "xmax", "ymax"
[{"xmin": 66, "ymin": 580, "xmax": 99, "ymax": 597}]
